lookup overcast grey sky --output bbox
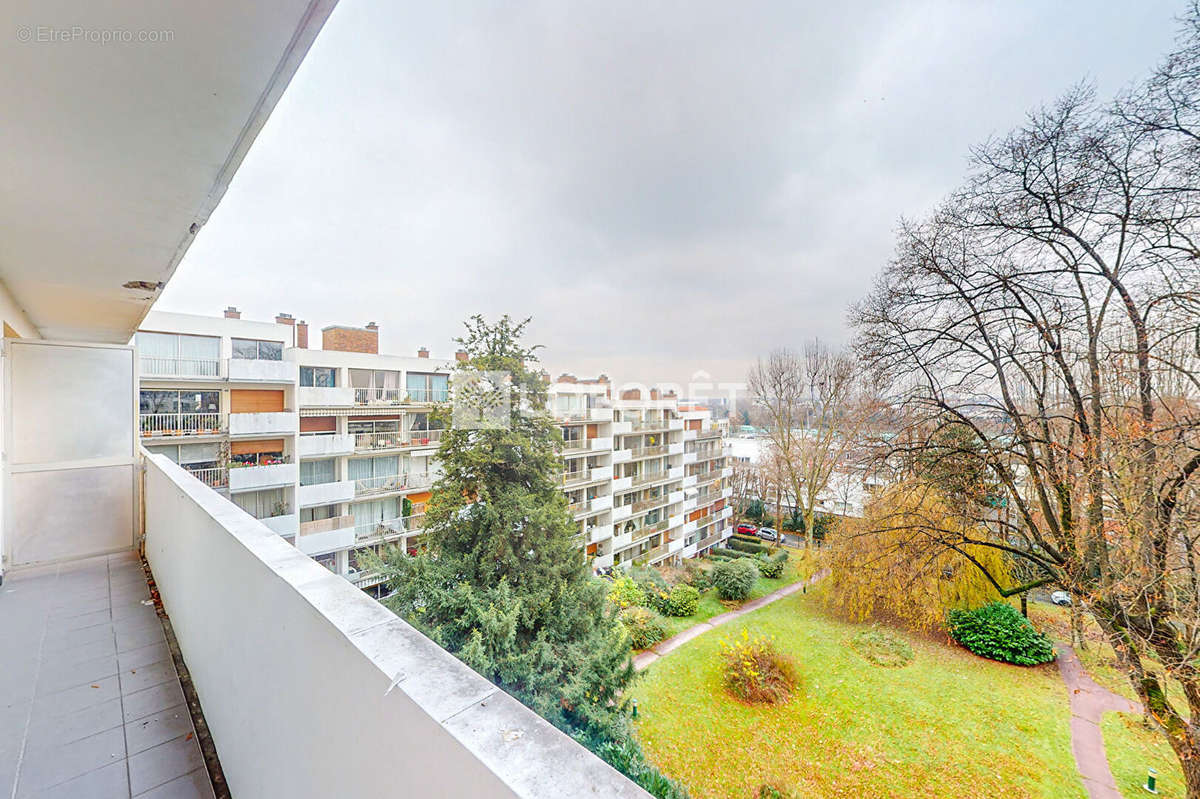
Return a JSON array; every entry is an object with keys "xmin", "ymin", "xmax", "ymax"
[{"xmin": 158, "ymin": 0, "xmax": 1186, "ymax": 389}]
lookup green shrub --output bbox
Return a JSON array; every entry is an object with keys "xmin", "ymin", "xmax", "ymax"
[
  {"xmin": 727, "ymin": 538, "xmax": 768, "ymax": 555},
  {"xmin": 681, "ymin": 559, "xmax": 711, "ymax": 591},
  {"xmin": 947, "ymin": 602, "xmax": 1056, "ymax": 666},
  {"xmin": 849, "ymin": 626, "xmax": 914, "ymax": 667},
  {"xmin": 648, "ymin": 583, "xmax": 701, "ymax": 617},
  {"xmin": 607, "ymin": 576, "xmax": 645, "ymax": 609},
  {"xmin": 630, "ymin": 565, "xmax": 669, "ymax": 600},
  {"xmin": 619, "ymin": 606, "xmax": 669, "ymax": 649},
  {"xmin": 712, "ymin": 558, "xmax": 759, "ymax": 600},
  {"xmin": 719, "ymin": 630, "xmax": 799, "ymax": 704},
  {"xmin": 756, "ymin": 552, "xmax": 787, "ymax": 579}
]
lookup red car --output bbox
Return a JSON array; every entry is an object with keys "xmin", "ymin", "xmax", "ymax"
[{"xmin": 736, "ymin": 523, "xmax": 758, "ymax": 535}]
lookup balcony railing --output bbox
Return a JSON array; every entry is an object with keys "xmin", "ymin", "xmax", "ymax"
[
  {"xmin": 627, "ymin": 444, "xmax": 669, "ymax": 460},
  {"xmin": 696, "ymin": 425, "xmax": 723, "ymax": 440},
  {"xmin": 354, "ymin": 429, "xmax": 444, "ymax": 451},
  {"xmin": 561, "ymin": 438, "xmax": 589, "ymax": 453},
  {"xmin": 407, "ymin": 388, "xmax": 450, "ymax": 403},
  {"xmin": 140, "ymin": 412, "xmax": 222, "ymax": 437},
  {"xmin": 354, "ymin": 513, "xmax": 426, "ymax": 543},
  {"xmin": 631, "ymin": 470, "xmax": 669, "ymax": 487},
  {"xmin": 353, "ymin": 471, "xmax": 434, "ymax": 496},
  {"xmin": 139, "ymin": 356, "xmax": 221, "ymax": 378},
  {"xmin": 630, "ymin": 518, "xmax": 669, "ymax": 543},
  {"xmin": 631, "ymin": 494, "xmax": 669, "ymax": 514},
  {"xmin": 695, "ymin": 471, "xmax": 722, "ymax": 486},
  {"xmin": 184, "ymin": 465, "xmax": 227, "ymax": 489},
  {"xmin": 560, "ymin": 468, "xmax": 593, "ymax": 486},
  {"xmin": 299, "ymin": 514, "xmax": 355, "ymax": 537},
  {"xmin": 354, "ymin": 388, "xmax": 404, "ymax": 405},
  {"xmin": 628, "ymin": 418, "xmax": 671, "ymax": 432},
  {"xmin": 692, "ymin": 448, "xmax": 721, "ymax": 461},
  {"xmin": 644, "ymin": 541, "xmax": 671, "ymax": 562}
]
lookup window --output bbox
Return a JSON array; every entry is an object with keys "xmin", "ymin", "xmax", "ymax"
[
  {"xmin": 300, "ymin": 366, "xmax": 337, "ymax": 387},
  {"xmin": 301, "ymin": 504, "xmax": 339, "ymax": 523},
  {"xmin": 351, "ymin": 497, "xmax": 402, "ymax": 530},
  {"xmin": 350, "ymin": 369, "xmax": 401, "ymax": 401},
  {"xmin": 348, "ymin": 455, "xmax": 400, "ymax": 481},
  {"xmin": 137, "ymin": 332, "xmax": 220, "ymax": 376},
  {"xmin": 232, "ymin": 338, "xmax": 283, "ymax": 361},
  {"xmin": 300, "ymin": 458, "xmax": 336, "ymax": 486},
  {"xmin": 139, "ymin": 390, "xmax": 219, "ymax": 416},
  {"xmin": 406, "ymin": 372, "xmax": 449, "ymax": 402},
  {"xmin": 232, "ymin": 488, "xmax": 287, "ymax": 519}
]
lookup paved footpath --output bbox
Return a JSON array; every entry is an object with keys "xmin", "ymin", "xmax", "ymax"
[
  {"xmin": 1056, "ymin": 643, "xmax": 1143, "ymax": 799},
  {"xmin": 633, "ymin": 569, "xmax": 830, "ymax": 671}
]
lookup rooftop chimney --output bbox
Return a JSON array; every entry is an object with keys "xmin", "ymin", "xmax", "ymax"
[
  {"xmin": 557, "ymin": 373, "xmax": 577, "ymax": 383},
  {"xmin": 223, "ymin": 306, "xmax": 240, "ymax": 319},
  {"xmin": 275, "ymin": 313, "xmax": 294, "ymax": 326},
  {"xmin": 366, "ymin": 322, "xmax": 378, "ymax": 331},
  {"xmin": 454, "ymin": 350, "xmax": 468, "ymax": 362},
  {"xmin": 322, "ymin": 324, "xmax": 378, "ymax": 354},
  {"xmin": 296, "ymin": 320, "xmax": 309, "ymax": 349},
  {"xmin": 417, "ymin": 347, "xmax": 429, "ymax": 359}
]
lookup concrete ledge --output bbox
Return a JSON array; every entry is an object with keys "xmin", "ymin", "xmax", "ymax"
[{"xmin": 142, "ymin": 452, "xmax": 648, "ymax": 799}]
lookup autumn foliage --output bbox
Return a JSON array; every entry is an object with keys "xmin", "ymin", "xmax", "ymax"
[{"xmin": 827, "ymin": 482, "xmax": 1009, "ymax": 633}]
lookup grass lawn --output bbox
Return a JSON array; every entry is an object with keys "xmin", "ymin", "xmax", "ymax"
[
  {"xmin": 631, "ymin": 588, "xmax": 1082, "ymax": 799},
  {"xmin": 657, "ymin": 549, "xmax": 819, "ymax": 638},
  {"xmin": 1102, "ymin": 712, "xmax": 1185, "ymax": 798}
]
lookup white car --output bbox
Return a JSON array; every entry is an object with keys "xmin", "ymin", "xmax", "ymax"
[
  {"xmin": 756, "ymin": 527, "xmax": 779, "ymax": 542},
  {"xmin": 1050, "ymin": 591, "xmax": 1072, "ymax": 606}
]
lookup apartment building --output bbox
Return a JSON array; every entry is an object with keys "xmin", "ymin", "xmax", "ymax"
[
  {"xmin": 550, "ymin": 377, "xmax": 734, "ymax": 571},
  {"xmin": 133, "ymin": 310, "xmax": 734, "ymax": 589}
]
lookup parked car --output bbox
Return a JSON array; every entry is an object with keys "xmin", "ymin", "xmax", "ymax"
[
  {"xmin": 736, "ymin": 523, "xmax": 758, "ymax": 535},
  {"xmin": 757, "ymin": 527, "xmax": 779, "ymax": 542},
  {"xmin": 1050, "ymin": 590, "xmax": 1072, "ymax": 606}
]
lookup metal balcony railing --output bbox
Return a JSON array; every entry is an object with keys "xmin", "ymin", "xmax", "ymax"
[
  {"xmin": 560, "ymin": 437, "xmax": 589, "ymax": 453},
  {"xmin": 631, "ymin": 470, "xmax": 669, "ymax": 487},
  {"xmin": 139, "ymin": 356, "xmax": 221, "ymax": 378},
  {"xmin": 631, "ymin": 494, "xmax": 668, "ymax": 514},
  {"xmin": 630, "ymin": 519, "xmax": 669, "ymax": 543},
  {"xmin": 353, "ymin": 472, "xmax": 434, "ymax": 496},
  {"xmin": 353, "ymin": 430, "xmax": 444, "ymax": 451},
  {"xmin": 140, "ymin": 412, "xmax": 222, "ymax": 437},
  {"xmin": 560, "ymin": 468, "xmax": 593, "ymax": 486},
  {"xmin": 627, "ymin": 444, "xmax": 669, "ymax": 460},
  {"xmin": 628, "ymin": 418, "xmax": 671, "ymax": 432},
  {"xmin": 184, "ymin": 465, "xmax": 227, "ymax": 489},
  {"xmin": 354, "ymin": 388, "xmax": 404, "ymax": 405},
  {"xmin": 354, "ymin": 513, "xmax": 426, "ymax": 543}
]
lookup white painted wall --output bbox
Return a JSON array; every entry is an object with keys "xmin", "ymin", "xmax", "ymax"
[{"xmin": 142, "ymin": 454, "xmax": 649, "ymax": 799}]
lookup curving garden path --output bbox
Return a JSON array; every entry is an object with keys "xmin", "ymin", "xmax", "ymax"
[
  {"xmin": 632, "ymin": 568, "xmax": 830, "ymax": 671},
  {"xmin": 1056, "ymin": 643, "xmax": 1144, "ymax": 799}
]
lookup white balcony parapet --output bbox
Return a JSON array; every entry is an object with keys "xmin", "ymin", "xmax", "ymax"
[
  {"xmin": 589, "ymin": 436, "xmax": 613, "ymax": 452},
  {"xmin": 299, "ymin": 386, "xmax": 356, "ymax": 407},
  {"xmin": 611, "ymin": 504, "xmax": 632, "ymax": 522},
  {"xmin": 229, "ymin": 462, "xmax": 297, "ymax": 493},
  {"xmin": 229, "ymin": 411, "xmax": 297, "ymax": 437},
  {"xmin": 682, "ymin": 429, "xmax": 697, "ymax": 441},
  {"xmin": 298, "ymin": 479, "xmax": 356, "ymax": 508},
  {"xmin": 354, "ymin": 471, "xmax": 434, "ymax": 497},
  {"xmin": 298, "ymin": 433, "xmax": 356, "ymax": 458},
  {"xmin": 297, "ymin": 516, "xmax": 356, "ymax": 555},
  {"xmin": 142, "ymin": 454, "xmax": 649, "ymax": 799},
  {"xmin": 668, "ymin": 442, "xmax": 684, "ymax": 456},
  {"xmin": 228, "ymin": 358, "xmax": 298, "ymax": 383},
  {"xmin": 258, "ymin": 512, "xmax": 298, "ymax": 537}
]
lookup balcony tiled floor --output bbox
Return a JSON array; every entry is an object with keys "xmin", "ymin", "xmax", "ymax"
[{"xmin": 1, "ymin": 552, "xmax": 215, "ymax": 798}]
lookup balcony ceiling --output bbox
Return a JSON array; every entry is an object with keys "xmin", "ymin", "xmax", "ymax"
[{"xmin": 0, "ymin": 0, "xmax": 337, "ymax": 343}]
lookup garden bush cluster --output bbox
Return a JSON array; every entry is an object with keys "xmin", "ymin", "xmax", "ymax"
[
  {"xmin": 648, "ymin": 583, "xmax": 701, "ymax": 617},
  {"xmin": 712, "ymin": 558, "xmax": 759, "ymax": 600},
  {"xmin": 619, "ymin": 606, "xmax": 668, "ymax": 650},
  {"xmin": 947, "ymin": 602, "xmax": 1056, "ymax": 666},
  {"xmin": 719, "ymin": 630, "xmax": 799, "ymax": 704}
]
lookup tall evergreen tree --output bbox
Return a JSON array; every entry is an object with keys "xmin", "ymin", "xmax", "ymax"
[{"xmin": 369, "ymin": 315, "xmax": 683, "ymax": 798}]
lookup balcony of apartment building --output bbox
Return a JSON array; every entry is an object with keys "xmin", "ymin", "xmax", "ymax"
[
  {"xmin": 298, "ymin": 430, "xmax": 356, "ymax": 458},
  {"xmin": 298, "ymin": 366, "xmax": 355, "ymax": 406},
  {"xmin": 297, "ymin": 459, "xmax": 356, "ymax": 508},
  {"xmin": 627, "ymin": 443, "xmax": 670, "ymax": 461},
  {"xmin": 295, "ymin": 513, "xmax": 356, "ymax": 557},
  {"xmin": 354, "ymin": 511, "xmax": 425, "ymax": 546},
  {"xmin": 139, "ymin": 389, "xmax": 223, "ymax": 441},
  {"xmin": 1, "ymin": 7, "xmax": 649, "ymax": 795},
  {"xmin": 353, "ymin": 427, "xmax": 444, "ymax": 453},
  {"xmin": 352, "ymin": 470, "xmax": 434, "ymax": 498}
]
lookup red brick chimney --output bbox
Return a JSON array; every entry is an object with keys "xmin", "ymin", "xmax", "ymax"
[
  {"xmin": 417, "ymin": 347, "xmax": 430, "ymax": 359},
  {"xmin": 454, "ymin": 350, "xmax": 468, "ymax": 362},
  {"xmin": 275, "ymin": 312, "xmax": 295, "ymax": 326},
  {"xmin": 223, "ymin": 306, "xmax": 240, "ymax": 319},
  {"xmin": 296, "ymin": 320, "xmax": 308, "ymax": 349},
  {"xmin": 323, "ymin": 324, "xmax": 378, "ymax": 354}
]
